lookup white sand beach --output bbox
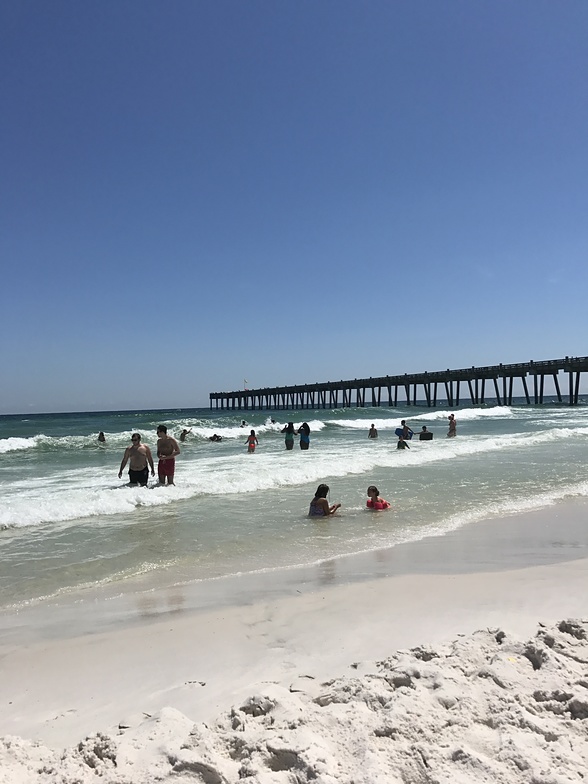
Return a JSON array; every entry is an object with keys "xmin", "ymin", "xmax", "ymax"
[{"xmin": 1, "ymin": 503, "xmax": 587, "ymax": 783}]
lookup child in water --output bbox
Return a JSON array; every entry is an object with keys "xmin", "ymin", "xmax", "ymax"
[
  {"xmin": 308, "ymin": 484, "xmax": 341, "ymax": 517},
  {"xmin": 246, "ymin": 430, "xmax": 259, "ymax": 453},
  {"xmin": 366, "ymin": 486, "xmax": 391, "ymax": 510}
]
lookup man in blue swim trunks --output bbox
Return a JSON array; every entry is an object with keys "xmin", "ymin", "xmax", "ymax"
[{"xmin": 118, "ymin": 433, "xmax": 155, "ymax": 486}]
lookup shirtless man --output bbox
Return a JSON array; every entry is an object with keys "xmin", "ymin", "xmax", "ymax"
[
  {"xmin": 368, "ymin": 424, "xmax": 378, "ymax": 439},
  {"xmin": 156, "ymin": 425, "xmax": 181, "ymax": 485},
  {"xmin": 400, "ymin": 420, "xmax": 413, "ymax": 439},
  {"xmin": 118, "ymin": 433, "xmax": 155, "ymax": 486}
]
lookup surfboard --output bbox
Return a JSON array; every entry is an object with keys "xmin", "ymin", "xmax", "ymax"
[{"xmin": 395, "ymin": 428, "xmax": 413, "ymax": 439}]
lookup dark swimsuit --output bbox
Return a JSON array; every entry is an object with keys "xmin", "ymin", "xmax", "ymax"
[
  {"xmin": 129, "ymin": 467, "xmax": 149, "ymax": 486},
  {"xmin": 308, "ymin": 500, "xmax": 326, "ymax": 516}
]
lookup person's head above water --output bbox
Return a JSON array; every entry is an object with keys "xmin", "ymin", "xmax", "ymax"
[
  {"xmin": 367, "ymin": 485, "xmax": 379, "ymax": 497},
  {"xmin": 314, "ymin": 484, "xmax": 329, "ymax": 499}
]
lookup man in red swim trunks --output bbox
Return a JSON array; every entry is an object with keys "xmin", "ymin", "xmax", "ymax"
[{"xmin": 156, "ymin": 425, "xmax": 181, "ymax": 485}]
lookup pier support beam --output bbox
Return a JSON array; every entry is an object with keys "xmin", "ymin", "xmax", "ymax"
[{"xmin": 493, "ymin": 378, "xmax": 502, "ymax": 406}]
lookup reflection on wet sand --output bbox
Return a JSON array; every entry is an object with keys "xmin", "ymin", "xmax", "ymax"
[{"xmin": 136, "ymin": 590, "xmax": 185, "ymax": 619}]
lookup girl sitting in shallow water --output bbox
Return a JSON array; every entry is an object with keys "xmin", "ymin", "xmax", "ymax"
[
  {"xmin": 308, "ymin": 484, "xmax": 341, "ymax": 517},
  {"xmin": 366, "ymin": 485, "xmax": 391, "ymax": 510}
]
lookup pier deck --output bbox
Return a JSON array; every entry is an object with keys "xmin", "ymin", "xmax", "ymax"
[{"xmin": 210, "ymin": 356, "xmax": 588, "ymax": 410}]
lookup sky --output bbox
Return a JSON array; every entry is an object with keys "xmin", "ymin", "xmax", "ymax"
[{"xmin": 1, "ymin": 0, "xmax": 587, "ymax": 414}]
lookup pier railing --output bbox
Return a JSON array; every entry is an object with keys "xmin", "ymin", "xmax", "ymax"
[{"xmin": 209, "ymin": 356, "xmax": 588, "ymax": 410}]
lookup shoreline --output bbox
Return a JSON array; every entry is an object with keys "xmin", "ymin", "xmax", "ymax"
[
  {"xmin": 0, "ymin": 499, "xmax": 587, "ymax": 757},
  {"xmin": 2, "ymin": 496, "xmax": 587, "ymax": 646}
]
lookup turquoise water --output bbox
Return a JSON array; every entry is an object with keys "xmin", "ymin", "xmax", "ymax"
[{"xmin": 1, "ymin": 402, "xmax": 587, "ymax": 609}]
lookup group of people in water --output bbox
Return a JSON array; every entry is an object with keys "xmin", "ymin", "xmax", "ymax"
[
  {"xmin": 240, "ymin": 421, "xmax": 312, "ymax": 454},
  {"xmin": 367, "ymin": 414, "xmax": 456, "ymax": 448},
  {"xmin": 108, "ymin": 413, "xmax": 458, "ymax": 487},
  {"xmin": 117, "ymin": 425, "xmax": 180, "ymax": 487},
  {"xmin": 281, "ymin": 421, "xmax": 311, "ymax": 450},
  {"xmin": 308, "ymin": 483, "xmax": 390, "ymax": 517},
  {"xmin": 246, "ymin": 415, "xmax": 456, "ymax": 454}
]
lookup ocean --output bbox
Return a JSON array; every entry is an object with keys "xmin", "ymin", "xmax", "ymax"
[{"xmin": 1, "ymin": 401, "xmax": 587, "ymax": 617}]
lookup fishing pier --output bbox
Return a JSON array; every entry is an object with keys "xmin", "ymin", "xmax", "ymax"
[{"xmin": 209, "ymin": 356, "xmax": 588, "ymax": 411}]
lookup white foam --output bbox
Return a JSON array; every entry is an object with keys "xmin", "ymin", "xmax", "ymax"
[
  {"xmin": 0, "ymin": 436, "xmax": 37, "ymax": 453},
  {"xmin": 0, "ymin": 432, "xmax": 144, "ymax": 453},
  {"xmin": 331, "ymin": 406, "xmax": 517, "ymax": 430},
  {"xmin": 184, "ymin": 419, "xmax": 326, "ymax": 440},
  {"xmin": 3, "ymin": 424, "xmax": 587, "ymax": 530}
]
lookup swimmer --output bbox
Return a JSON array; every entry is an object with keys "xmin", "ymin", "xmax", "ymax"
[
  {"xmin": 246, "ymin": 429, "xmax": 258, "ymax": 453},
  {"xmin": 368, "ymin": 424, "xmax": 378, "ymax": 439},
  {"xmin": 209, "ymin": 433, "xmax": 222, "ymax": 442},
  {"xmin": 397, "ymin": 434, "xmax": 410, "ymax": 450},
  {"xmin": 308, "ymin": 484, "xmax": 341, "ymax": 517},
  {"xmin": 179, "ymin": 428, "xmax": 192, "ymax": 442},
  {"xmin": 366, "ymin": 485, "xmax": 391, "ymax": 510},
  {"xmin": 98, "ymin": 431, "xmax": 106, "ymax": 443}
]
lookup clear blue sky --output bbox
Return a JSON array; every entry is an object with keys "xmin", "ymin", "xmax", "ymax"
[{"xmin": 1, "ymin": 0, "xmax": 587, "ymax": 414}]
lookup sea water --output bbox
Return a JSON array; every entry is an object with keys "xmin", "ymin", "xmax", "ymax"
[{"xmin": 1, "ymin": 402, "xmax": 587, "ymax": 613}]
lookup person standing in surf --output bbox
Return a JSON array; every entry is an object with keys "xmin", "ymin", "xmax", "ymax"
[
  {"xmin": 447, "ymin": 414, "xmax": 457, "ymax": 438},
  {"xmin": 118, "ymin": 433, "xmax": 155, "ymax": 486},
  {"xmin": 245, "ymin": 429, "xmax": 259, "ymax": 453},
  {"xmin": 396, "ymin": 434, "xmax": 410, "ymax": 450},
  {"xmin": 400, "ymin": 420, "xmax": 413, "ymax": 439},
  {"xmin": 156, "ymin": 425, "xmax": 181, "ymax": 485},
  {"xmin": 281, "ymin": 422, "xmax": 296, "ymax": 450},
  {"xmin": 298, "ymin": 422, "xmax": 311, "ymax": 450}
]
